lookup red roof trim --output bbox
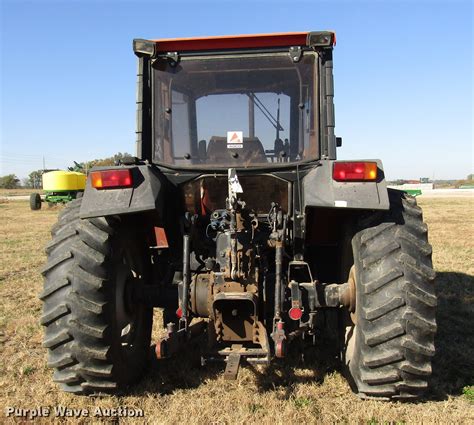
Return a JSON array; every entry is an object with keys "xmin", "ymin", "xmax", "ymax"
[{"xmin": 152, "ymin": 32, "xmax": 310, "ymax": 53}]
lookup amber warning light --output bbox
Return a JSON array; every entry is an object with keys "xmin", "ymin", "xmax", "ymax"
[
  {"xmin": 333, "ymin": 162, "xmax": 378, "ymax": 182},
  {"xmin": 91, "ymin": 169, "xmax": 133, "ymax": 189}
]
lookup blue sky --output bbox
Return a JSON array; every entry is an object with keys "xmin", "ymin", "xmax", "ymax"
[{"xmin": 1, "ymin": 0, "xmax": 472, "ymax": 180}]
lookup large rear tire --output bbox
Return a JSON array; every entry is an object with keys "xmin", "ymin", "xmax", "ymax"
[
  {"xmin": 40, "ymin": 198, "xmax": 153, "ymax": 394},
  {"xmin": 344, "ymin": 190, "xmax": 437, "ymax": 400}
]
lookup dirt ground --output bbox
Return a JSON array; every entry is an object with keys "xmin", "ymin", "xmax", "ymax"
[{"xmin": 0, "ymin": 197, "xmax": 473, "ymax": 423}]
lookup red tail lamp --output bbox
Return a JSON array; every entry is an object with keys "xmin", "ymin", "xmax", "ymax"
[
  {"xmin": 333, "ymin": 162, "xmax": 378, "ymax": 182},
  {"xmin": 90, "ymin": 169, "xmax": 133, "ymax": 189},
  {"xmin": 288, "ymin": 307, "xmax": 303, "ymax": 321}
]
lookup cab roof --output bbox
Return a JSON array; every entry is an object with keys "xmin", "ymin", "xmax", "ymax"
[{"xmin": 133, "ymin": 31, "xmax": 335, "ymax": 57}]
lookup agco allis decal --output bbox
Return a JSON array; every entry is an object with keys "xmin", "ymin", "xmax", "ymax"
[{"xmin": 227, "ymin": 131, "xmax": 243, "ymax": 148}]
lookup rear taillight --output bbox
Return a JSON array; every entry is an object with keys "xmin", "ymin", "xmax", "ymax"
[
  {"xmin": 333, "ymin": 162, "xmax": 378, "ymax": 182},
  {"xmin": 90, "ymin": 169, "xmax": 133, "ymax": 189},
  {"xmin": 288, "ymin": 307, "xmax": 303, "ymax": 321}
]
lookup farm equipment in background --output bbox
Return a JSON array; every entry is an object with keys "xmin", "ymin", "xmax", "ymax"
[
  {"xmin": 40, "ymin": 31, "xmax": 437, "ymax": 401},
  {"xmin": 403, "ymin": 189, "xmax": 422, "ymax": 197},
  {"xmin": 30, "ymin": 170, "xmax": 86, "ymax": 210}
]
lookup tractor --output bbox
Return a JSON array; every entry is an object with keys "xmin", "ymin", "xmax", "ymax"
[{"xmin": 40, "ymin": 31, "xmax": 436, "ymax": 400}]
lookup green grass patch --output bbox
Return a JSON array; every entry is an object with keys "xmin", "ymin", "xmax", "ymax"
[
  {"xmin": 22, "ymin": 365, "xmax": 36, "ymax": 376},
  {"xmin": 463, "ymin": 386, "xmax": 474, "ymax": 403},
  {"xmin": 293, "ymin": 396, "xmax": 312, "ymax": 409}
]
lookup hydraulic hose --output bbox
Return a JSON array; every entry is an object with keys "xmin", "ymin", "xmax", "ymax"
[
  {"xmin": 181, "ymin": 234, "xmax": 191, "ymax": 328},
  {"xmin": 274, "ymin": 241, "xmax": 283, "ymax": 320}
]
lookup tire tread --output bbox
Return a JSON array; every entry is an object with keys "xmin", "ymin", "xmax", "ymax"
[
  {"xmin": 41, "ymin": 199, "xmax": 152, "ymax": 395},
  {"xmin": 347, "ymin": 190, "xmax": 437, "ymax": 400}
]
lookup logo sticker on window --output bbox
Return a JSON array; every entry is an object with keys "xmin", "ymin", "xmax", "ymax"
[{"xmin": 227, "ymin": 131, "xmax": 243, "ymax": 149}]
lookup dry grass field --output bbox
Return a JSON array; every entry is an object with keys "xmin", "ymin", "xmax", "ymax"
[
  {"xmin": 0, "ymin": 188, "xmax": 38, "ymax": 197},
  {"xmin": 0, "ymin": 197, "xmax": 473, "ymax": 423}
]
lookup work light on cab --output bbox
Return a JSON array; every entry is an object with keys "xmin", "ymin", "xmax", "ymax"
[
  {"xmin": 90, "ymin": 169, "xmax": 133, "ymax": 189},
  {"xmin": 333, "ymin": 161, "xmax": 378, "ymax": 182}
]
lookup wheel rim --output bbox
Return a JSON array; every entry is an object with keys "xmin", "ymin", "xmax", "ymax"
[
  {"xmin": 114, "ymin": 248, "xmax": 143, "ymax": 351},
  {"xmin": 347, "ymin": 265, "xmax": 357, "ymax": 324},
  {"xmin": 344, "ymin": 265, "xmax": 358, "ymax": 366}
]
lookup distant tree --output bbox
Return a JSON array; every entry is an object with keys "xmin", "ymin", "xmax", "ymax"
[
  {"xmin": 92, "ymin": 158, "xmax": 115, "ymax": 167},
  {"xmin": 468, "ymin": 174, "xmax": 473, "ymax": 181},
  {"xmin": 28, "ymin": 170, "xmax": 44, "ymax": 189},
  {"xmin": 0, "ymin": 174, "xmax": 20, "ymax": 189},
  {"xmin": 21, "ymin": 178, "xmax": 32, "ymax": 188},
  {"xmin": 85, "ymin": 152, "xmax": 134, "ymax": 170},
  {"xmin": 113, "ymin": 152, "xmax": 133, "ymax": 163},
  {"xmin": 393, "ymin": 179, "xmax": 408, "ymax": 186},
  {"xmin": 70, "ymin": 153, "xmax": 134, "ymax": 173}
]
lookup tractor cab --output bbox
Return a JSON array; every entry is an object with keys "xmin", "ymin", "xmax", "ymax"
[
  {"xmin": 152, "ymin": 51, "xmax": 316, "ymax": 167},
  {"xmin": 133, "ymin": 32, "xmax": 337, "ymax": 169}
]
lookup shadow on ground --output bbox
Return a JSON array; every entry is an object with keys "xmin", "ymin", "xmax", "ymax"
[
  {"xmin": 429, "ymin": 271, "xmax": 474, "ymax": 400},
  {"xmin": 251, "ymin": 341, "xmax": 339, "ymax": 399},
  {"xmin": 130, "ymin": 271, "xmax": 473, "ymax": 399},
  {"xmin": 130, "ymin": 334, "xmax": 339, "ymax": 397},
  {"xmin": 127, "ymin": 330, "xmax": 337, "ymax": 399},
  {"xmin": 131, "ymin": 338, "xmax": 221, "ymax": 395}
]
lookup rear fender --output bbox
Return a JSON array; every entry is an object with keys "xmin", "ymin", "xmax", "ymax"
[
  {"xmin": 303, "ymin": 159, "xmax": 389, "ymax": 211},
  {"xmin": 79, "ymin": 165, "xmax": 166, "ymax": 219}
]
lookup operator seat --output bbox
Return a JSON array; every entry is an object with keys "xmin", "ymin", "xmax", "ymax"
[{"xmin": 206, "ymin": 136, "xmax": 267, "ymax": 163}]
